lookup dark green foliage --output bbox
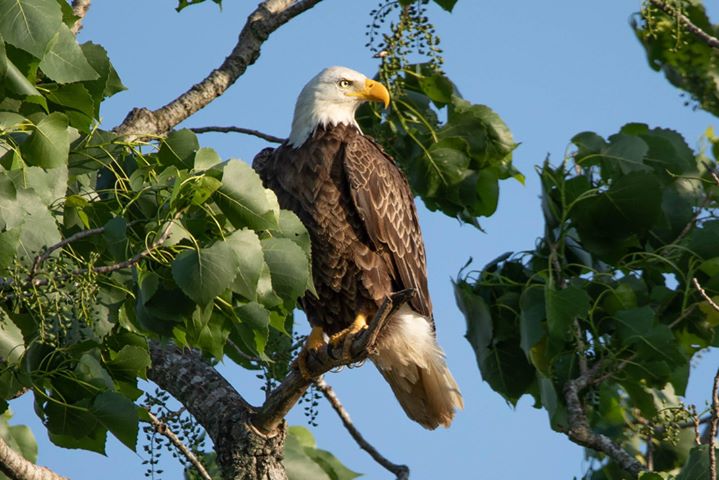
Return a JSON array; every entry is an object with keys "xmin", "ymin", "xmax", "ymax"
[
  {"xmin": 358, "ymin": 64, "xmax": 519, "ymax": 227},
  {"xmin": 455, "ymin": 124, "xmax": 719, "ymax": 476},
  {"xmin": 634, "ymin": 0, "xmax": 719, "ymax": 116}
]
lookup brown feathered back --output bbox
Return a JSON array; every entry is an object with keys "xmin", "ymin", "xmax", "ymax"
[{"xmin": 253, "ymin": 123, "xmax": 462, "ymax": 428}]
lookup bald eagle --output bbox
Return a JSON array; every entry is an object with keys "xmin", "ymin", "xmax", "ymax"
[{"xmin": 253, "ymin": 66, "xmax": 462, "ymax": 429}]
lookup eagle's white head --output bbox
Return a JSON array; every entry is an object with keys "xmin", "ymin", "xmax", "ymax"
[{"xmin": 288, "ymin": 66, "xmax": 390, "ymax": 148}]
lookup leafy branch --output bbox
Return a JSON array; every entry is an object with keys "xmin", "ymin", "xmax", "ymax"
[
  {"xmin": 147, "ymin": 411, "xmax": 212, "ymax": 480},
  {"xmin": 646, "ymin": 0, "xmax": 719, "ymax": 49}
]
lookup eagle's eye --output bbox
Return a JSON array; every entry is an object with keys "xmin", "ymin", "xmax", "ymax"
[{"xmin": 338, "ymin": 79, "xmax": 352, "ymax": 88}]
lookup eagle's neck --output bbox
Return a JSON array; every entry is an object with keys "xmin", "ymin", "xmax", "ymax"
[{"xmin": 288, "ymin": 95, "xmax": 361, "ymax": 148}]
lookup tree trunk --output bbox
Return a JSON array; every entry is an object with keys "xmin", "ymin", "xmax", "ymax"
[{"xmin": 216, "ymin": 418, "xmax": 287, "ymax": 480}]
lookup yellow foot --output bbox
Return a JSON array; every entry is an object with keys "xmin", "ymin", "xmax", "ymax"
[
  {"xmin": 297, "ymin": 326, "xmax": 326, "ymax": 380},
  {"xmin": 329, "ymin": 313, "xmax": 369, "ymax": 361}
]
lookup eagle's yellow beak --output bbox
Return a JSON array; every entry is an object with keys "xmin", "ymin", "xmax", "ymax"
[{"xmin": 358, "ymin": 79, "xmax": 390, "ymax": 109}]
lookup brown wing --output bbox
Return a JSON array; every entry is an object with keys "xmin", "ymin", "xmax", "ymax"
[{"xmin": 342, "ymin": 133, "xmax": 433, "ymax": 317}]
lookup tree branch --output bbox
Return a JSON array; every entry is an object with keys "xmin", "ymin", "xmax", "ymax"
[
  {"xmin": 562, "ymin": 363, "xmax": 645, "ymax": 477},
  {"xmin": 70, "ymin": 0, "xmax": 91, "ymax": 36},
  {"xmin": 647, "ymin": 0, "xmax": 719, "ymax": 49},
  {"xmin": 114, "ymin": 0, "xmax": 324, "ymax": 137},
  {"xmin": 190, "ymin": 126, "xmax": 285, "ymax": 144},
  {"xmin": 147, "ymin": 411, "xmax": 212, "ymax": 480},
  {"xmin": 251, "ymin": 289, "xmax": 414, "ymax": 434},
  {"xmin": 314, "ymin": 378, "xmax": 409, "ymax": 480},
  {"xmin": 0, "ymin": 436, "xmax": 67, "ymax": 480}
]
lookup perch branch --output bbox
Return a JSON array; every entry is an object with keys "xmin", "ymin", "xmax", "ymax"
[
  {"xmin": 147, "ymin": 411, "xmax": 212, "ymax": 480},
  {"xmin": 190, "ymin": 126, "xmax": 285, "ymax": 144},
  {"xmin": 314, "ymin": 378, "xmax": 409, "ymax": 480},
  {"xmin": 70, "ymin": 0, "xmax": 91, "ymax": 36},
  {"xmin": 251, "ymin": 289, "xmax": 415, "ymax": 434},
  {"xmin": 562, "ymin": 363, "xmax": 645, "ymax": 477},
  {"xmin": 647, "ymin": 0, "xmax": 719, "ymax": 49},
  {"xmin": 694, "ymin": 277, "xmax": 719, "ymax": 312},
  {"xmin": 114, "ymin": 0, "xmax": 324, "ymax": 137},
  {"xmin": 0, "ymin": 435, "xmax": 68, "ymax": 480}
]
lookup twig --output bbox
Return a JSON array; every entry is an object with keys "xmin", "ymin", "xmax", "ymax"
[
  {"xmin": 693, "ymin": 277, "xmax": 719, "ymax": 312},
  {"xmin": 26, "ymin": 211, "xmax": 182, "ymax": 288},
  {"xmin": 114, "ymin": 0, "xmax": 324, "ymax": 138},
  {"xmin": 190, "ymin": 126, "xmax": 285, "ymax": 144},
  {"xmin": 0, "ymin": 434, "xmax": 68, "ymax": 480},
  {"xmin": 251, "ymin": 289, "xmax": 415, "ymax": 434},
  {"xmin": 562, "ymin": 363, "xmax": 645, "ymax": 477},
  {"xmin": 30, "ymin": 226, "xmax": 105, "ymax": 278},
  {"xmin": 147, "ymin": 411, "xmax": 212, "ymax": 480},
  {"xmin": 710, "ymin": 367, "xmax": 719, "ymax": 480},
  {"xmin": 315, "ymin": 378, "xmax": 409, "ymax": 480},
  {"xmin": 647, "ymin": 0, "xmax": 719, "ymax": 49},
  {"xmin": 70, "ymin": 0, "xmax": 91, "ymax": 36}
]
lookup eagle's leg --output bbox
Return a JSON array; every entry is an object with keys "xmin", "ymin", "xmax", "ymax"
[
  {"xmin": 297, "ymin": 326, "xmax": 326, "ymax": 379},
  {"xmin": 329, "ymin": 313, "xmax": 368, "ymax": 360}
]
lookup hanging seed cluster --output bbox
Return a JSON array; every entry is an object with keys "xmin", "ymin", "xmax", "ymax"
[
  {"xmin": 7, "ymin": 255, "xmax": 99, "ymax": 347},
  {"xmin": 365, "ymin": 0, "xmax": 445, "ymax": 95}
]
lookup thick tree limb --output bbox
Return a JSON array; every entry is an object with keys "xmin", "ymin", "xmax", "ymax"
[
  {"xmin": 147, "ymin": 411, "xmax": 212, "ymax": 480},
  {"xmin": 70, "ymin": 0, "xmax": 91, "ymax": 36},
  {"xmin": 0, "ymin": 436, "xmax": 67, "ymax": 480},
  {"xmin": 251, "ymin": 289, "xmax": 414, "ymax": 434},
  {"xmin": 315, "ymin": 378, "xmax": 409, "ymax": 480},
  {"xmin": 647, "ymin": 0, "xmax": 719, "ymax": 49},
  {"xmin": 562, "ymin": 363, "xmax": 645, "ymax": 477},
  {"xmin": 190, "ymin": 126, "xmax": 285, "ymax": 144},
  {"xmin": 114, "ymin": 0, "xmax": 324, "ymax": 137}
]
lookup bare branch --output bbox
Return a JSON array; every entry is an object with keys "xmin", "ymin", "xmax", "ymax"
[
  {"xmin": 114, "ymin": 0, "xmax": 324, "ymax": 138},
  {"xmin": 0, "ymin": 435, "xmax": 67, "ymax": 480},
  {"xmin": 314, "ymin": 378, "xmax": 409, "ymax": 480},
  {"xmin": 252, "ymin": 289, "xmax": 415, "ymax": 434},
  {"xmin": 147, "ymin": 411, "xmax": 212, "ymax": 480},
  {"xmin": 647, "ymin": 0, "xmax": 719, "ymax": 49},
  {"xmin": 562, "ymin": 363, "xmax": 645, "ymax": 477},
  {"xmin": 190, "ymin": 126, "xmax": 285, "ymax": 144},
  {"xmin": 70, "ymin": 0, "xmax": 91, "ymax": 36},
  {"xmin": 711, "ymin": 366, "xmax": 719, "ymax": 480},
  {"xmin": 694, "ymin": 277, "xmax": 719, "ymax": 312},
  {"xmin": 30, "ymin": 226, "xmax": 105, "ymax": 278}
]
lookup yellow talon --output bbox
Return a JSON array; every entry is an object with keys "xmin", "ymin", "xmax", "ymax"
[
  {"xmin": 298, "ymin": 326, "xmax": 326, "ymax": 379},
  {"xmin": 329, "ymin": 313, "xmax": 369, "ymax": 360}
]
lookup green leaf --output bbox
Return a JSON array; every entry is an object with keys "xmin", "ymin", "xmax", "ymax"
[
  {"xmin": 0, "ymin": 112, "xmax": 26, "ymax": 130},
  {"xmin": 21, "ymin": 112, "xmax": 70, "ymax": 169},
  {"xmin": 38, "ymin": 24, "xmax": 98, "ymax": 83},
  {"xmin": 172, "ymin": 239, "xmax": 240, "ymax": 306},
  {"xmin": 216, "ymin": 159, "xmax": 280, "ymax": 230},
  {"xmin": 519, "ymin": 286, "xmax": 545, "ymax": 355},
  {"xmin": 602, "ymin": 133, "xmax": 650, "ymax": 174},
  {"xmin": 0, "ymin": 0, "xmax": 62, "ymax": 57},
  {"xmin": 0, "ymin": 309, "xmax": 25, "ymax": 365},
  {"xmin": 454, "ymin": 279, "xmax": 492, "ymax": 350},
  {"xmin": 90, "ymin": 392, "xmax": 138, "ymax": 451},
  {"xmin": 193, "ymin": 147, "xmax": 222, "ymax": 171},
  {"xmin": 428, "ymin": 137, "xmax": 471, "ymax": 185},
  {"xmin": 190, "ymin": 176, "xmax": 222, "ymax": 206},
  {"xmin": 234, "ymin": 302, "xmax": 270, "ymax": 356},
  {"xmin": 158, "ymin": 129, "xmax": 198, "ymax": 169},
  {"xmin": 106, "ymin": 345, "xmax": 151, "ymax": 381},
  {"xmin": 476, "ymin": 339, "xmax": 535, "ymax": 405},
  {"xmin": 284, "ymin": 426, "xmax": 359, "ymax": 480},
  {"xmin": 80, "ymin": 42, "xmax": 126, "ymax": 106},
  {"xmin": 545, "ymin": 286, "xmax": 589, "ymax": 341},
  {"xmin": 261, "ymin": 237, "xmax": 309, "ymax": 306},
  {"xmin": 677, "ymin": 445, "xmax": 717, "ymax": 480},
  {"xmin": 226, "ymin": 229, "xmax": 264, "ymax": 301},
  {"xmin": 0, "ymin": 410, "xmax": 37, "ymax": 464},
  {"xmin": 433, "ymin": 0, "xmax": 457, "ymax": 12},
  {"xmin": 418, "ymin": 71, "xmax": 454, "ymax": 105},
  {"xmin": 48, "ymin": 427, "xmax": 106, "ymax": 454}
]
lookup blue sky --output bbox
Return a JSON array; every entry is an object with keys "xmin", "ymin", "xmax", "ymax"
[{"xmin": 9, "ymin": 1, "xmax": 719, "ymax": 479}]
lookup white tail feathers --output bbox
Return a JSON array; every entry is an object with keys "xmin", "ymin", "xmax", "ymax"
[{"xmin": 370, "ymin": 305, "xmax": 463, "ymax": 429}]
